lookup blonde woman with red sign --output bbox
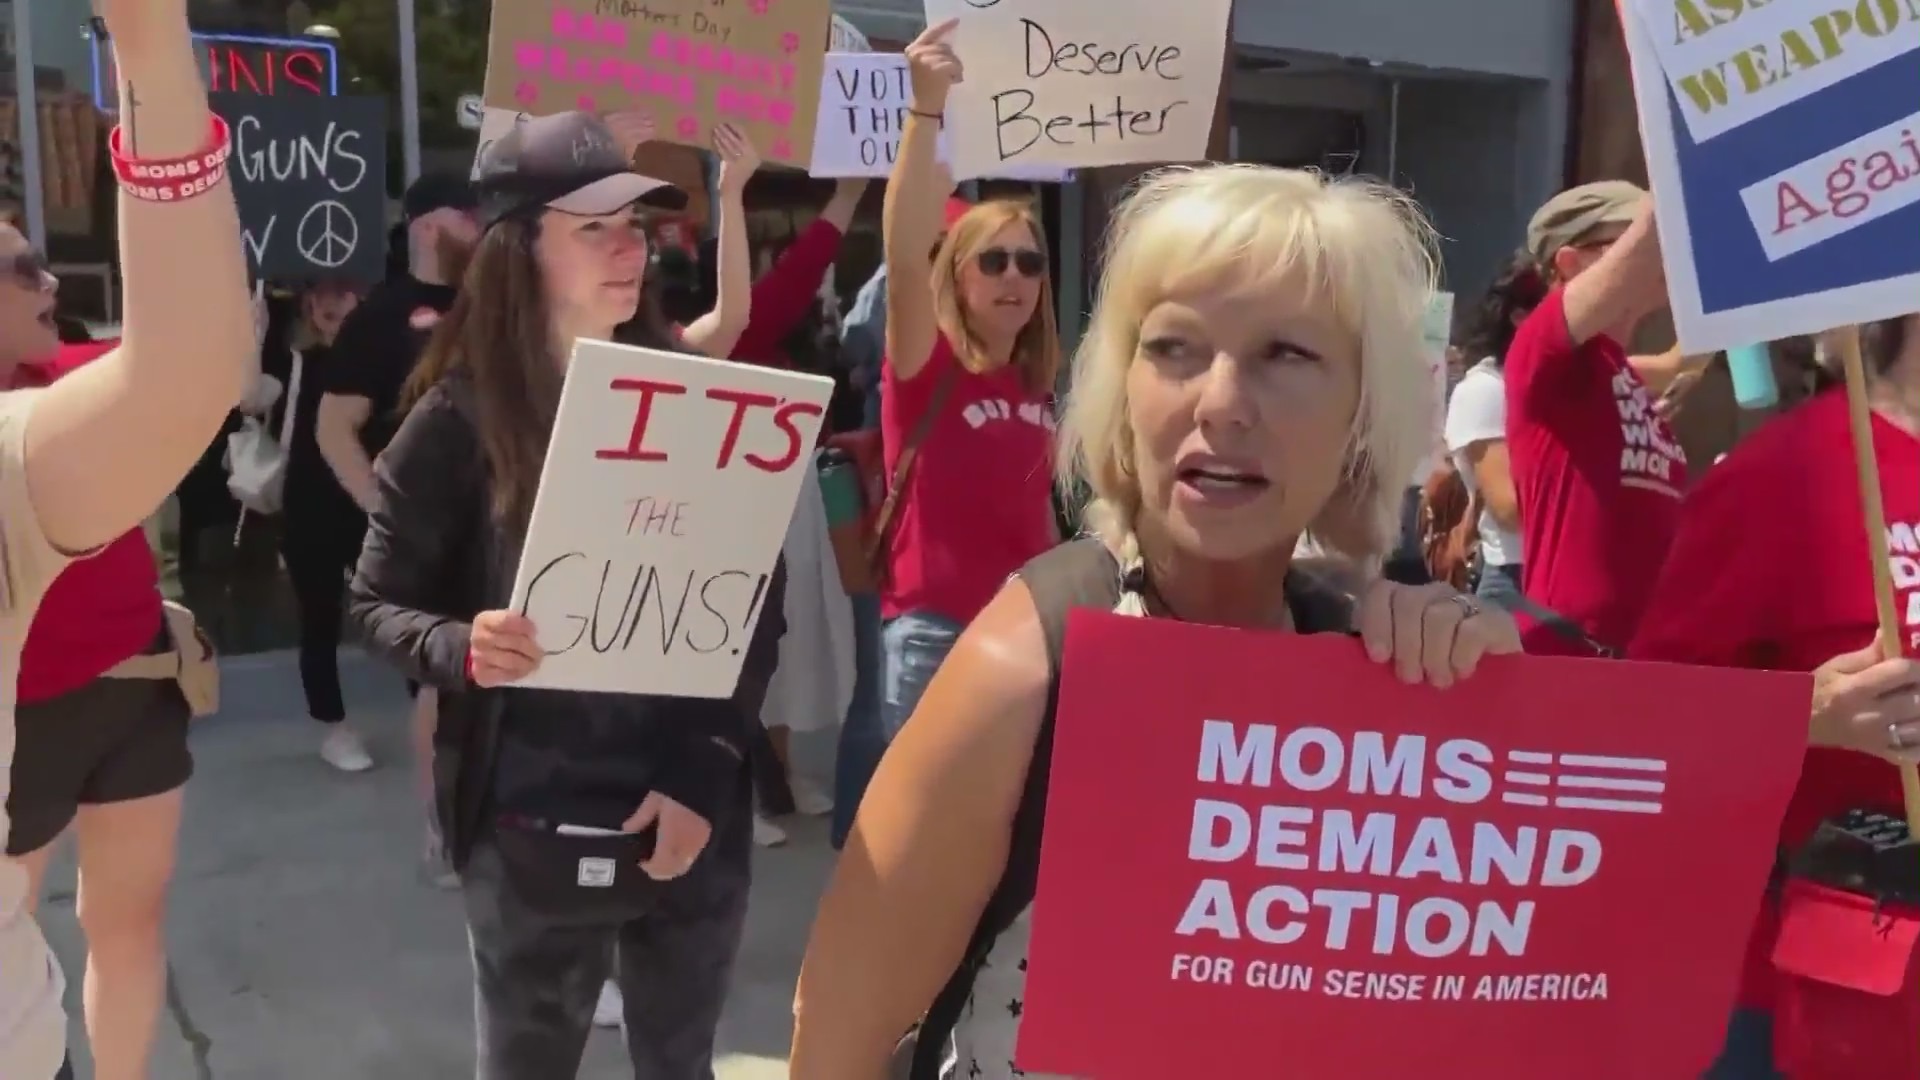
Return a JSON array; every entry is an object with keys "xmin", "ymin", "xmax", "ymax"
[{"xmin": 790, "ymin": 152, "xmax": 1521, "ymax": 1078}]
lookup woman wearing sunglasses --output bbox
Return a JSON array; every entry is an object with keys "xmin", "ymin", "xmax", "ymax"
[
  {"xmin": 847, "ymin": 19, "xmax": 1063, "ymax": 822},
  {"xmin": 0, "ymin": 1, "xmax": 254, "ymax": 1076}
]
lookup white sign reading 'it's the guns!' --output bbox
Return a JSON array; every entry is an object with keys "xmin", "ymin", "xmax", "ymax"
[
  {"xmin": 507, "ymin": 341, "xmax": 834, "ymax": 699},
  {"xmin": 924, "ymin": 0, "xmax": 1232, "ymax": 177}
]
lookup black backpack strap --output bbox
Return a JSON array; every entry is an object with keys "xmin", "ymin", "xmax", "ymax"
[
  {"xmin": 1500, "ymin": 589, "xmax": 1621, "ymax": 658},
  {"xmin": 910, "ymin": 540, "xmax": 1120, "ymax": 1079}
]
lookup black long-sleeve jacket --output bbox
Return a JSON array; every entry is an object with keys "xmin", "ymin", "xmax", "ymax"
[{"xmin": 346, "ymin": 375, "xmax": 784, "ymax": 870}]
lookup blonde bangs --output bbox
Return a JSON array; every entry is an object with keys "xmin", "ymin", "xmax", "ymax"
[{"xmin": 1057, "ymin": 164, "xmax": 1442, "ymax": 562}]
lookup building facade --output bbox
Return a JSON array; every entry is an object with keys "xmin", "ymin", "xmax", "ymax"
[
  {"xmin": 837, "ymin": 0, "xmax": 1582, "ymax": 304},
  {"xmin": 3, "ymin": 0, "xmax": 1602, "ymax": 650},
  {"xmin": 7, "ymin": 0, "xmax": 1593, "ymax": 318}
]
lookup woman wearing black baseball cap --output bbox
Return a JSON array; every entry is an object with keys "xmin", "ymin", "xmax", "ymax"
[{"xmin": 346, "ymin": 111, "xmax": 778, "ymax": 1078}]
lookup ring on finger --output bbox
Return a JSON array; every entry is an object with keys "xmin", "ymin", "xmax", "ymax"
[
  {"xmin": 1441, "ymin": 594, "xmax": 1481, "ymax": 620},
  {"xmin": 1891, "ymin": 723, "xmax": 1910, "ymax": 751}
]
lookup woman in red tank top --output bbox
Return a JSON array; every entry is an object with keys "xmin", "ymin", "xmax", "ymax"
[{"xmin": 861, "ymin": 36, "xmax": 1062, "ymax": 774}]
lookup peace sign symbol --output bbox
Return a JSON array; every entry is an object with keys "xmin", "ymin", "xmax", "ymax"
[{"xmin": 297, "ymin": 200, "xmax": 359, "ymax": 269}]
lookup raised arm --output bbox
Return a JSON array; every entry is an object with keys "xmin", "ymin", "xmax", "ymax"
[
  {"xmin": 680, "ymin": 124, "xmax": 759, "ymax": 358},
  {"xmin": 729, "ymin": 179, "xmax": 867, "ymax": 362},
  {"xmin": 791, "ymin": 580, "xmax": 1052, "ymax": 1079},
  {"xmin": 884, "ymin": 19, "xmax": 962, "ymax": 382},
  {"xmin": 24, "ymin": 0, "xmax": 253, "ymax": 554},
  {"xmin": 1561, "ymin": 200, "xmax": 1665, "ymax": 350}
]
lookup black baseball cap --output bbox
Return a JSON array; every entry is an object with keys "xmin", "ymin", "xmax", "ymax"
[
  {"xmin": 474, "ymin": 112, "xmax": 687, "ymax": 231},
  {"xmin": 402, "ymin": 171, "xmax": 477, "ymax": 222}
]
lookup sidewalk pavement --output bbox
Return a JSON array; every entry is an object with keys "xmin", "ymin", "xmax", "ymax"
[{"xmin": 38, "ymin": 648, "xmax": 839, "ymax": 1080}]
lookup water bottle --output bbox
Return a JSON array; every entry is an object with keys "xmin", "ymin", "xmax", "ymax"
[{"xmin": 1726, "ymin": 343, "xmax": 1779, "ymax": 410}]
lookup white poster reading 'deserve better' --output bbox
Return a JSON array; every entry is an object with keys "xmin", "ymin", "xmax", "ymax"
[{"xmin": 922, "ymin": 0, "xmax": 1232, "ymax": 177}]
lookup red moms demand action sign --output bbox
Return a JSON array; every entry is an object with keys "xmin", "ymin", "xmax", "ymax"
[{"xmin": 1016, "ymin": 613, "xmax": 1812, "ymax": 1080}]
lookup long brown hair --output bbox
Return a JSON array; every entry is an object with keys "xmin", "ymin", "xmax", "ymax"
[
  {"xmin": 401, "ymin": 213, "xmax": 673, "ymax": 533},
  {"xmin": 930, "ymin": 199, "xmax": 1061, "ymax": 396}
]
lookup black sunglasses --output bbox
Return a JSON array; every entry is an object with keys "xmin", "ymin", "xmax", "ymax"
[
  {"xmin": 6, "ymin": 251, "xmax": 50, "ymax": 289},
  {"xmin": 976, "ymin": 246, "xmax": 1047, "ymax": 279}
]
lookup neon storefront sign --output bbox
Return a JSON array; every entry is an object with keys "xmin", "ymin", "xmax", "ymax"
[{"xmin": 92, "ymin": 31, "xmax": 340, "ymax": 108}]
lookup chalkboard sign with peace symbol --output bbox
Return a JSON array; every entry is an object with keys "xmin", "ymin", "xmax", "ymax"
[{"xmin": 211, "ymin": 93, "xmax": 389, "ymax": 284}]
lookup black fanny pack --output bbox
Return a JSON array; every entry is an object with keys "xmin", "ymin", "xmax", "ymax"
[
  {"xmin": 1787, "ymin": 808, "xmax": 1920, "ymax": 906},
  {"xmin": 491, "ymin": 814, "xmax": 662, "ymax": 923}
]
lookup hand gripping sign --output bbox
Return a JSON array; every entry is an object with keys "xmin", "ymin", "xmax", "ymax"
[
  {"xmin": 506, "ymin": 340, "xmax": 833, "ymax": 700},
  {"xmin": 1015, "ymin": 616, "xmax": 1811, "ymax": 1080}
]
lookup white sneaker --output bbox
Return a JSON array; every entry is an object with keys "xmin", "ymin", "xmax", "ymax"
[
  {"xmin": 753, "ymin": 814, "xmax": 788, "ymax": 848},
  {"xmin": 320, "ymin": 726, "xmax": 374, "ymax": 773},
  {"xmin": 789, "ymin": 776, "xmax": 834, "ymax": 818},
  {"xmin": 593, "ymin": 980, "xmax": 624, "ymax": 1029}
]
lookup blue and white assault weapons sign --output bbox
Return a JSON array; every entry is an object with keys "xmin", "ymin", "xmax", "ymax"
[{"xmin": 1624, "ymin": 0, "xmax": 1920, "ymax": 352}]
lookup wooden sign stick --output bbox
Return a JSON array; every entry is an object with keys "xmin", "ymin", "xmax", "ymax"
[{"xmin": 1835, "ymin": 325, "xmax": 1920, "ymax": 835}]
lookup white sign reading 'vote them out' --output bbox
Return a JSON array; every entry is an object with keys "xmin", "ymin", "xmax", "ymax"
[
  {"xmin": 926, "ymin": 0, "xmax": 1232, "ymax": 176},
  {"xmin": 811, "ymin": 52, "xmax": 1071, "ymax": 181},
  {"xmin": 507, "ymin": 341, "xmax": 834, "ymax": 700}
]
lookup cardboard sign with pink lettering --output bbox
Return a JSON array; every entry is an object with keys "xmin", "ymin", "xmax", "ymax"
[
  {"xmin": 506, "ymin": 340, "xmax": 834, "ymax": 699},
  {"xmin": 483, "ymin": 0, "xmax": 833, "ymax": 169},
  {"xmin": 1620, "ymin": 0, "xmax": 1920, "ymax": 352}
]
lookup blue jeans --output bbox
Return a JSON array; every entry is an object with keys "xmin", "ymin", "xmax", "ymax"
[
  {"xmin": 831, "ymin": 593, "xmax": 884, "ymax": 848},
  {"xmin": 879, "ymin": 612, "xmax": 963, "ymax": 739},
  {"xmin": 1704, "ymin": 1008, "xmax": 1781, "ymax": 1079},
  {"xmin": 831, "ymin": 608, "xmax": 962, "ymax": 848}
]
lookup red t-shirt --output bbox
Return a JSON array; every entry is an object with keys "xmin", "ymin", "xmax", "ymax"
[
  {"xmin": 880, "ymin": 337, "xmax": 1056, "ymax": 623},
  {"xmin": 1505, "ymin": 289, "xmax": 1687, "ymax": 654},
  {"xmin": 1630, "ymin": 388, "xmax": 1911, "ymax": 1011},
  {"xmin": 11, "ymin": 342, "xmax": 164, "ymax": 703}
]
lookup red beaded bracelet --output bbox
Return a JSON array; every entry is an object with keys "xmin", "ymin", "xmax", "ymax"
[{"xmin": 108, "ymin": 113, "xmax": 234, "ymax": 204}]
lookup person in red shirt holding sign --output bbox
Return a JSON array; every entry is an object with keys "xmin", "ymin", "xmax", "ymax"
[
  {"xmin": 1632, "ymin": 315, "xmax": 1920, "ymax": 1080},
  {"xmin": 868, "ymin": 20, "xmax": 1063, "ymax": 762},
  {"xmin": 1504, "ymin": 185, "xmax": 1691, "ymax": 655}
]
